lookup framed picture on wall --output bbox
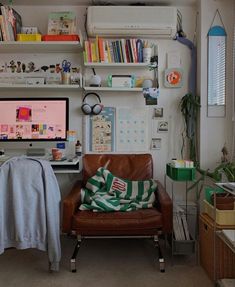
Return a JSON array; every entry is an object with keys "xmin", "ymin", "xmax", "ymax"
[
  {"xmin": 151, "ymin": 138, "xmax": 161, "ymax": 150},
  {"xmin": 83, "ymin": 107, "xmax": 116, "ymax": 153},
  {"xmin": 153, "ymin": 107, "xmax": 163, "ymax": 118},
  {"xmin": 157, "ymin": 121, "xmax": 168, "ymax": 132},
  {"xmin": 90, "ymin": 107, "xmax": 115, "ymax": 152}
]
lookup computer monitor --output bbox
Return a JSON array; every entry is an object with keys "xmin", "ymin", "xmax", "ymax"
[{"xmin": 0, "ymin": 98, "xmax": 69, "ymax": 154}]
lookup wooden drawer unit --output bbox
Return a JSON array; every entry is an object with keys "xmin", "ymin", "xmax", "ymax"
[{"xmin": 199, "ymin": 213, "xmax": 235, "ymax": 281}]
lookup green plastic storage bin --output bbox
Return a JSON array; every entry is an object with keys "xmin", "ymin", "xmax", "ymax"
[{"xmin": 166, "ymin": 163, "xmax": 195, "ymax": 181}]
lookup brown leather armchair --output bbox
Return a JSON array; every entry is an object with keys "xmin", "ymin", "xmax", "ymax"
[{"xmin": 62, "ymin": 154, "xmax": 172, "ymax": 272}]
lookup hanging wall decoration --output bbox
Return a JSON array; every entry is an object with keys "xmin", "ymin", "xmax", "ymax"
[
  {"xmin": 164, "ymin": 68, "xmax": 183, "ymax": 88},
  {"xmin": 207, "ymin": 9, "xmax": 227, "ymax": 117}
]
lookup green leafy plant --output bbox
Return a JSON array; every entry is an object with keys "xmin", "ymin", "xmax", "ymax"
[
  {"xmin": 198, "ymin": 161, "xmax": 235, "ymax": 182},
  {"xmin": 179, "ymin": 93, "xmax": 200, "ymax": 164}
]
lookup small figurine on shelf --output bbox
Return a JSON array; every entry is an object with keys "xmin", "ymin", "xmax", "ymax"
[
  {"xmin": 89, "ymin": 68, "xmax": 101, "ymax": 87},
  {"xmin": 16, "ymin": 61, "xmax": 21, "ymax": 73},
  {"xmin": 22, "ymin": 63, "xmax": 26, "ymax": 72},
  {"xmin": 75, "ymin": 140, "xmax": 82, "ymax": 156},
  {"xmin": 28, "ymin": 61, "xmax": 35, "ymax": 72},
  {"xmin": 55, "ymin": 64, "xmax": 61, "ymax": 73},
  {"xmin": 9, "ymin": 60, "xmax": 16, "ymax": 73}
]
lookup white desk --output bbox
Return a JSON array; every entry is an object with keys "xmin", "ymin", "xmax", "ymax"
[
  {"xmin": 49, "ymin": 156, "xmax": 81, "ymax": 174},
  {"xmin": 0, "ymin": 155, "xmax": 82, "ymax": 174}
]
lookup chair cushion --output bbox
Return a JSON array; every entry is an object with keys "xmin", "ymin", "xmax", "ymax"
[{"xmin": 72, "ymin": 208, "xmax": 162, "ymax": 236}]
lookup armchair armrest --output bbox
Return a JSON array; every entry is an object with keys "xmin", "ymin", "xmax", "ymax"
[
  {"xmin": 155, "ymin": 180, "xmax": 173, "ymax": 234},
  {"xmin": 62, "ymin": 180, "xmax": 83, "ymax": 233}
]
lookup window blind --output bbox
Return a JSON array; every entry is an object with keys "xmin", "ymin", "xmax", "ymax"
[{"xmin": 208, "ymin": 28, "xmax": 226, "ymax": 107}]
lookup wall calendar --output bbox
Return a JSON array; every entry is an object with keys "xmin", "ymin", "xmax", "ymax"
[{"xmin": 116, "ymin": 107, "xmax": 148, "ymax": 152}]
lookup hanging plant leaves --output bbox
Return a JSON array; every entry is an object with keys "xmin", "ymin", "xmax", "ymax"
[{"xmin": 179, "ymin": 93, "xmax": 200, "ymax": 163}]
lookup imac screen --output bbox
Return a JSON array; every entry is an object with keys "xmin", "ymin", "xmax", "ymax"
[{"xmin": 0, "ymin": 98, "xmax": 69, "ymax": 141}]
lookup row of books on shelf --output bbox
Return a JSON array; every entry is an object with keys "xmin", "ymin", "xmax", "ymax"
[
  {"xmin": 0, "ymin": 4, "xmax": 22, "ymax": 41},
  {"xmin": 84, "ymin": 37, "xmax": 150, "ymax": 64}
]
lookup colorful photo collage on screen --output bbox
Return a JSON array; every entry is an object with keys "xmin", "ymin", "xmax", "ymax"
[{"xmin": 0, "ymin": 105, "xmax": 63, "ymax": 140}]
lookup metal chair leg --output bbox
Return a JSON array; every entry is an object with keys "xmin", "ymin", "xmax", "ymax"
[
  {"xmin": 154, "ymin": 235, "xmax": 165, "ymax": 272},
  {"xmin": 70, "ymin": 235, "xmax": 82, "ymax": 273}
]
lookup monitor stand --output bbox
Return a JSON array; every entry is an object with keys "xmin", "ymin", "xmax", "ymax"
[{"xmin": 26, "ymin": 148, "xmax": 46, "ymax": 157}]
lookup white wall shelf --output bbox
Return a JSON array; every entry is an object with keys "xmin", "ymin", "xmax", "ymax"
[
  {"xmin": 83, "ymin": 86, "xmax": 143, "ymax": 92},
  {"xmin": 84, "ymin": 63, "xmax": 149, "ymax": 68},
  {"xmin": 0, "ymin": 41, "xmax": 82, "ymax": 53},
  {"xmin": 84, "ymin": 62, "xmax": 151, "ymax": 91},
  {"xmin": 0, "ymin": 84, "xmax": 81, "ymax": 89}
]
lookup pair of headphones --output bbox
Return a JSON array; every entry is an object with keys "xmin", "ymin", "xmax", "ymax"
[{"xmin": 81, "ymin": 92, "xmax": 103, "ymax": 115}]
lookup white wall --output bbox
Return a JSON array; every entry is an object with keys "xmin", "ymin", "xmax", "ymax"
[
  {"xmin": 198, "ymin": 0, "xmax": 234, "ymax": 170},
  {"xmin": 2, "ymin": 3, "xmax": 226, "ymax": 200}
]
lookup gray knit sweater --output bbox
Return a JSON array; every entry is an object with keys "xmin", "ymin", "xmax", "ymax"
[{"xmin": 0, "ymin": 156, "xmax": 61, "ymax": 271}]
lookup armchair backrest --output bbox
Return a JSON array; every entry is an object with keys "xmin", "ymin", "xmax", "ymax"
[{"xmin": 82, "ymin": 154, "xmax": 153, "ymax": 183}]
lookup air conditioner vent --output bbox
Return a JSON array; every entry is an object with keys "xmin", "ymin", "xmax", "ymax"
[{"xmin": 87, "ymin": 6, "xmax": 177, "ymax": 39}]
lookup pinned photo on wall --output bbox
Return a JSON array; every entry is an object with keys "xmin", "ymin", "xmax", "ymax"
[
  {"xmin": 153, "ymin": 107, "xmax": 163, "ymax": 118},
  {"xmin": 158, "ymin": 121, "xmax": 168, "ymax": 132},
  {"xmin": 143, "ymin": 87, "xmax": 159, "ymax": 105},
  {"xmin": 151, "ymin": 138, "xmax": 162, "ymax": 150},
  {"xmin": 164, "ymin": 68, "xmax": 183, "ymax": 88}
]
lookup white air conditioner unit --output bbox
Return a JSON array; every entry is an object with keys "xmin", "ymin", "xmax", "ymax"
[{"xmin": 87, "ymin": 6, "xmax": 177, "ymax": 38}]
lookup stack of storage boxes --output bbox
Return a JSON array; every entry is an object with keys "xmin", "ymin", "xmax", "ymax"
[
  {"xmin": 200, "ymin": 185, "xmax": 235, "ymax": 281},
  {"xmin": 199, "ymin": 213, "xmax": 235, "ymax": 281}
]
